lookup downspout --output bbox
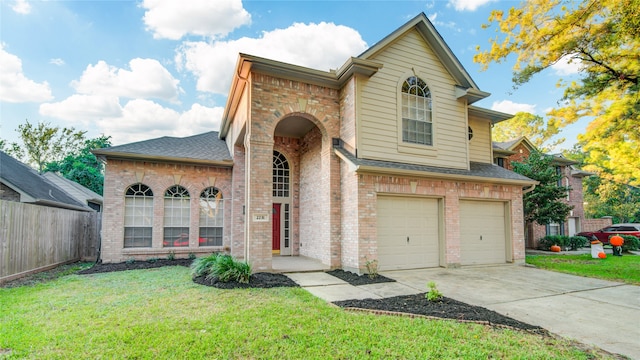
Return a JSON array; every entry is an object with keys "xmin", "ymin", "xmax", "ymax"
[{"xmin": 522, "ymin": 183, "xmax": 536, "ymax": 194}]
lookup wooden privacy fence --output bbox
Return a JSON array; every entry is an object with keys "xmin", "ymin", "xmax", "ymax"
[{"xmin": 0, "ymin": 200, "xmax": 101, "ymax": 284}]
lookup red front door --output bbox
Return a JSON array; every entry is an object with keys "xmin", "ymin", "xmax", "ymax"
[{"xmin": 272, "ymin": 203, "xmax": 281, "ymax": 253}]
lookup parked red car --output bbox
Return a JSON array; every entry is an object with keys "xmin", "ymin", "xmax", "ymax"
[{"xmin": 576, "ymin": 223, "xmax": 640, "ymax": 244}]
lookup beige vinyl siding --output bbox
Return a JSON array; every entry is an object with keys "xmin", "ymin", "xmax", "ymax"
[
  {"xmin": 468, "ymin": 116, "xmax": 492, "ymax": 163},
  {"xmin": 225, "ymin": 85, "xmax": 249, "ymax": 156},
  {"xmin": 357, "ymin": 29, "xmax": 468, "ymax": 169}
]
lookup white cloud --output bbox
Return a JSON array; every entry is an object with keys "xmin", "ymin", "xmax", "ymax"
[
  {"xmin": 491, "ymin": 100, "xmax": 537, "ymax": 114},
  {"xmin": 141, "ymin": 0, "xmax": 251, "ymax": 40},
  {"xmin": 12, "ymin": 0, "xmax": 31, "ymax": 14},
  {"xmin": 551, "ymin": 55, "xmax": 582, "ymax": 76},
  {"xmin": 50, "ymin": 58, "xmax": 65, "ymax": 66},
  {"xmin": 71, "ymin": 58, "xmax": 181, "ymax": 100},
  {"xmin": 0, "ymin": 44, "xmax": 53, "ymax": 103},
  {"xmin": 176, "ymin": 22, "xmax": 367, "ymax": 94},
  {"xmin": 39, "ymin": 95, "xmax": 123, "ymax": 122},
  {"xmin": 448, "ymin": 0, "xmax": 495, "ymax": 11}
]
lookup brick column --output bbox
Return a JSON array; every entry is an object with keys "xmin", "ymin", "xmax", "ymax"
[{"xmin": 245, "ymin": 138, "xmax": 274, "ymax": 271}]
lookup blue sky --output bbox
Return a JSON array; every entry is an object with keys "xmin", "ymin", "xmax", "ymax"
[{"xmin": 1, "ymin": 0, "xmax": 587, "ymax": 148}]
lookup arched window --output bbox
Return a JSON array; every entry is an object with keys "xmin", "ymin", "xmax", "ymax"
[
  {"xmin": 273, "ymin": 151, "xmax": 290, "ymax": 197},
  {"xmin": 199, "ymin": 187, "xmax": 223, "ymax": 246},
  {"xmin": 401, "ymin": 76, "xmax": 432, "ymax": 145},
  {"xmin": 124, "ymin": 183, "xmax": 153, "ymax": 248},
  {"xmin": 163, "ymin": 185, "xmax": 190, "ymax": 247}
]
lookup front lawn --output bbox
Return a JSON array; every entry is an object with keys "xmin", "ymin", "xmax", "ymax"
[
  {"xmin": 0, "ymin": 266, "xmax": 612, "ymax": 359},
  {"xmin": 526, "ymin": 254, "xmax": 640, "ymax": 285}
]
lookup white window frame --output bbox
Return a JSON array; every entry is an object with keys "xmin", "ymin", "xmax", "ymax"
[
  {"xmin": 124, "ymin": 183, "xmax": 153, "ymax": 248},
  {"xmin": 199, "ymin": 187, "xmax": 224, "ymax": 247},
  {"xmin": 163, "ymin": 185, "xmax": 190, "ymax": 248}
]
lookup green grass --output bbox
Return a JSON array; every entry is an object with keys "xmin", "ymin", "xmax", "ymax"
[
  {"xmin": 526, "ymin": 254, "xmax": 640, "ymax": 285},
  {"xmin": 0, "ymin": 267, "xmax": 614, "ymax": 359}
]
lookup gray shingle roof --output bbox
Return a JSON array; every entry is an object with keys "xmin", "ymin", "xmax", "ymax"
[
  {"xmin": 0, "ymin": 151, "xmax": 91, "ymax": 211},
  {"xmin": 334, "ymin": 145, "xmax": 535, "ymax": 184},
  {"xmin": 94, "ymin": 131, "xmax": 232, "ymax": 164},
  {"xmin": 43, "ymin": 172, "xmax": 103, "ymax": 204}
]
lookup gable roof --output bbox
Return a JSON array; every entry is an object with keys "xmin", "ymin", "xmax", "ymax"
[
  {"xmin": 358, "ymin": 13, "xmax": 489, "ymax": 104},
  {"xmin": 93, "ymin": 131, "xmax": 233, "ymax": 166},
  {"xmin": 43, "ymin": 172, "xmax": 103, "ymax": 205},
  {"xmin": 221, "ymin": 13, "xmax": 491, "ymax": 138},
  {"xmin": 0, "ymin": 151, "xmax": 91, "ymax": 211},
  {"xmin": 493, "ymin": 137, "xmax": 537, "ymax": 153}
]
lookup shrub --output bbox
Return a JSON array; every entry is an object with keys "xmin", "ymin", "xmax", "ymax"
[
  {"xmin": 190, "ymin": 253, "xmax": 221, "ymax": 277},
  {"xmin": 167, "ymin": 251, "xmax": 176, "ymax": 261},
  {"xmin": 192, "ymin": 253, "xmax": 252, "ymax": 283},
  {"xmin": 620, "ymin": 235, "xmax": 640, "ymax": 252},
  {"xmin": 538, "ymin": 235, "xmax": 568, "ymax": 251},
  {"xmin": 567, "ymin": 236, "xmax": 588, "ymax": 251},
  {"xmin": 426, "ymin": 281, "xmax": 442, "ymax": 302},
  {"xmin": 365, "ymin": 258, "xmax": 379, "ymax": 279}
]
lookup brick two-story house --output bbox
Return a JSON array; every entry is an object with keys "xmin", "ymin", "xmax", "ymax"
[
  {"xmin": 95, "ymin": 13, "xmax": 536, "ymax": 272},
  {"xmin": 493, "ymin": 137, "xmax": 598, "ymax": 248}
]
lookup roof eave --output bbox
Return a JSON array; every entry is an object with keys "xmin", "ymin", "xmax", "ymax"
[
  {"xmin": 469, "ymin": 105, "xmax": 514, "ymax": 124},
  {"xmin": 95, "ymin": 152, "xmax": 234, "ymax": 167},
  {"xmin": 333, "ymin": 149, "xmax": 537, "ymax": 186}
]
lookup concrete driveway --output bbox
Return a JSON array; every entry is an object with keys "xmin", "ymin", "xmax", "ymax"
[{"xmin": 289, "ymin": 265, "xmax": 640, "ymax": 359}]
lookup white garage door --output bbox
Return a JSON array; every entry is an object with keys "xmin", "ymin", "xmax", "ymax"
[
  {"xmin": 377, "ymin": 196, "xmax": 440, "ymax": 270},
  {"xmin": 460, "ymin": 200, "xmax": 507, "ymax": 265}
]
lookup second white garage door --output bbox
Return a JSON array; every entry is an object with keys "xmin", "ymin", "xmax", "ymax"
[
  {"xmin": 460, "ymin": 200, "xmax": 508, "ymax": 265},
  {"xmin": 377, "ymin": 196, "xmax": 440, "ymax": 270}
]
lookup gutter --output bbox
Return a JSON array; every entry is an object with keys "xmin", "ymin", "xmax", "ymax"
[{"xmin": 522, "ymin": 183, "xmax": 537, "ymax": 194}]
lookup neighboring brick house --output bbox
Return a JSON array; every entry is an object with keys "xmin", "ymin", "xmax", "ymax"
[
  {"xmin": 493, "ymin": 137, "xmax": 602, "ymax": 248},
  {"xmin": 95, "ymin": 13, "xmax": 537, "ymax": 272},
  {"xmin": 0, "ymin": 150, "xmax": 96, "ymax": 212}
]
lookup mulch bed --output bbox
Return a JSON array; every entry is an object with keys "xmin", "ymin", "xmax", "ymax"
[
  {"xmin": 77, "ymin": 259, "xmax": 192, "ymax": 274},
  {"xmin": 193, "ymin": 272, "xmax": 299, "ymax": 289},
  {"xmin": 333, "ymin": 294, "xmax": 544, "ymax": 332},
  {"xmin": 326, "ymin": 269, "xmax": 396, "ymax": 285}
]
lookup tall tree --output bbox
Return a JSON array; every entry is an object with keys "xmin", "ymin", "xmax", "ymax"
[
  {"xmin": 475, "ymin": 0, "xmax": 640, "ymax": 186},
  {"xmin": 3, "ymin": 120, "xmax": 87, "ymax": 173},
  {"xmin": 45, "ymin": 136, "xmax": 111, "ymax": 195},
  {"xmin": 492, "ymin": 112, "xmax": 563, "ymax": 152},
  {"xmin": 512, "ymin": 151, "xmax": 574, "ymax": 225}
]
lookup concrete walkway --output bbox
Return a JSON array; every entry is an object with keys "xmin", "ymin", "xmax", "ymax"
[{"xmin": 286, "ymin": 266, "xmax": 640, "ymax": 359}]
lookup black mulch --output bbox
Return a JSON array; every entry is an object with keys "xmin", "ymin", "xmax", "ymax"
[
  {"xmin": 193, "ymin": 272, "xmax": 299, "ymax": 289},
  {"xmin": 77, "ymin": 259, "xmax": 193, "ymax": 274},
  {"xmin": 326, "ymin": 269, "xmax": 396, "ymax": 286},
  {"xmin": 334, "ymin": 293, "xmax": 544, "ymax": 332}
]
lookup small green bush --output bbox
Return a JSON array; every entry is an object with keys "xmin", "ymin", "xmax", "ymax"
[
  {"xmin": 167, "ymin": 251, "xmax": 176, "ymax": 261},
  {"xmin": 190, "ymin": 253, "xmax": 221, "ymax": 277},
  {"xmin": 426, "ymin": 281, "xmax": 443, "ymax": 302},
  {"xmin": 567, "ymin": 236, "xmax": 588, "ymax": 251},
  {"xmin": 538, "ymin": 235, "xmax": 569, "ymax": 251},
  {"xmin": 192, "ymin": 253, "xmax": 252, "ymax": 283},
  {"xmin": 620, "ymin": 235, "xmax": 640, "ymax": 252}
]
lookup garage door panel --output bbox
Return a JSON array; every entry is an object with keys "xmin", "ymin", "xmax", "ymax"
[
  {"xmin": 460, "ymin": 200, "xmax": 507, "ymax": 266},
  {"xmin": 377, "ymin": 196, "xmax": 440, "ymax": 270}
]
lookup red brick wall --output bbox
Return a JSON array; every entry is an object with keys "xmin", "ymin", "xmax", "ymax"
[
  {"xmin": 100, "ymin": 159, "xmax": 232, "ymax": 263},
  {"xmin": 582, "ymin": 218, "xmax": 613, "ymax": 233}
]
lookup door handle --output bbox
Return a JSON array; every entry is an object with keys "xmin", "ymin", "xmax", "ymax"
[{"xmin": 407, "ymin": 236, "xmax": 410, "ymax": 243}]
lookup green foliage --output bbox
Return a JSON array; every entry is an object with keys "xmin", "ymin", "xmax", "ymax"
[
  {"xmin": 620, "ymin": 235, "xmax": 640, "ymax": 252},
  {"xmin": 125, "ymin": 258, "xmax": 136, "ymax": 264},
  {"xmin": 476, "ymin": 0, "xmax": 640, "ymax": 186},
  {"xmin": 492, "ymin": 112, "xmax": 563, "ymax": 152},
  {"xmin": 580, "ymin": 176, "xmax": 640, "ymax": 223},
  {"xmin": 147, "ymin": 257, "xmax": 159, "ymax": 263},
  {"xmin": 44, "ymin": 135, "xmax": 111, "ymax": 195},
  {"xmin": 191, "ymin": 253, "xmax": 252, "ymax": 283},
  {"xmin": 365, "ymin": 257, "xmax": 379, "ymax": 279},
  {"xmin": 188, "ymin": 252, "xmax": 196, "ymax": 260},
  {"xmin": 426, "ymin": 281, "xmax": 443, "ymax": 302},
  {"xmin": 167, "ymin": 251, "xmax": 176, "ymax": 261},
  {"xmin": 568, "ymin": 236, "xmax": 589, "ymax": 251},
  {"xmin": 190, "ymin": 253, "xmax": 221, "ymax": 277},
  {"xmin": 2, "ymin": 120, "xmax": 86, "ymax": 173},
  {"xmin": 526, "ymin": 254, "xmax": 640, "ymax": 285},
  {"xmin": 538, "ymin": 235, "xmax": 568, "ymax": 251},
  {"xmin": 512, "ymin": 151, "xmax": 574, "ymax": 225}
]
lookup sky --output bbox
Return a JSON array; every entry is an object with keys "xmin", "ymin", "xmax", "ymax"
[{"xmin": 0, "ymin": 0, "xmax": 589, "ymax": 149}]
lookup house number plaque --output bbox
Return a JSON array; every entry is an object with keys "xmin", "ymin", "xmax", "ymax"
[{"xmin": 253, "ymin": 214, "xmax": 269, "ymax": 222}]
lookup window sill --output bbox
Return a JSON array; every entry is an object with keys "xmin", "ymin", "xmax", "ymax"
[{"xmin": 122, "ymin": 247, "xmax": 226, "ymax": 256}]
